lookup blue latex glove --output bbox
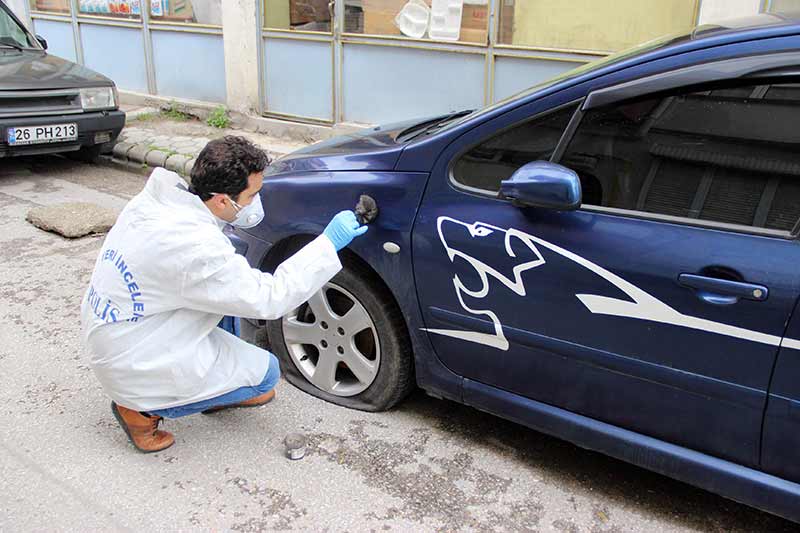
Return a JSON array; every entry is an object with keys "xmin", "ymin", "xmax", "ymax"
[{"xmin": 323, "ymin": 210, "xmax": 368, "ymax": 251}]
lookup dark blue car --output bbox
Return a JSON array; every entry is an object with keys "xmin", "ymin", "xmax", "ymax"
[{"xmin": 235, "ymin": 13, "xmax": 800, "ymax": 522}]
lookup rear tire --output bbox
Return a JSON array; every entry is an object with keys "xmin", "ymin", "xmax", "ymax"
[{"xmin": 266, "ymin": 253, "xmax": 414, "ymax": 411}]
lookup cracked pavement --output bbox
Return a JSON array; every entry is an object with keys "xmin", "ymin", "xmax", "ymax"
[{"xmin": 0, "ymin": 157, "xmax": 796, "ymax": 532}]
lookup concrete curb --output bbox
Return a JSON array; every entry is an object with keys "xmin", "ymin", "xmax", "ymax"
[
  {"xmin": 108, "ymin": 134, "xmax": 302, "ymax": 179},
  {"xmin": 109, "ymin": 140, "xmax": 197, "ymax": 178},
  {"xmin": 112, "ymin": 106, "xmax": 320, "ymax": 178}
]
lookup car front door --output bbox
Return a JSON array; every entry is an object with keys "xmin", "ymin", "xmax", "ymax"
[{"xmin": 413, "ymin": 75, "xmax": 800, "ymax": 467}]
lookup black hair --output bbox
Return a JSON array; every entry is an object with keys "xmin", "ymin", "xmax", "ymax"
[{"xmin": 189, "ymin": 136, "xmax": 270, "ymax": 202}]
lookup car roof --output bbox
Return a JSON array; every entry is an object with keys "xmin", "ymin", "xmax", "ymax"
[{"xmin": 654, "ymin": 11, "xmax": 800, "ymax": 56}]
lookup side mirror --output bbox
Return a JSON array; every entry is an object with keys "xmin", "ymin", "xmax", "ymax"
[
  {"xmin": 499, "ymin": 161, "xmax": 582, "ymax": 211},
  {"xmin": 36, "ymin": 34, "xmax": 47, "ymax": 50}
]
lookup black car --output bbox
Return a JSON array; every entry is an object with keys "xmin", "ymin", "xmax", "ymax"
[{"xmin": 0, "ymin": 1, "xmax": 124, "ymax": 160}]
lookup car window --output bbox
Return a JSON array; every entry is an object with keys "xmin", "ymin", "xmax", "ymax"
[
  {"xmin": 560, "ymin": 82, "xmax": 800, "ymax": 233},
  {"xmin": 0, "ymin": 7, "xmax": 33, "ymax": 48},
  {"xmin": 452, "ymin": 103, "xmax": 579, "ymax": 193}
]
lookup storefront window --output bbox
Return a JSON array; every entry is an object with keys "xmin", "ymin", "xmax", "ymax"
[
  {"xmin": 498, "ymin": 0, "xmax": 697, "ymax": 52},
  {"xmin": 768, "ymin": 0, "xmax": 800, "ymax": 12},
  {"xmin": 29, "ymin": 0, "xmax": 71, "ymax": 14},
  {"xmin": 77, "ymin": 0, "xmax": 142, "ymax": 19},
  {"xmin": 150, "ymin": 0, "xmax": 222, "ymax": 25},
  {"xmin": 343, "ymin": 0, "xmax": 489, "ymax": 43},
  {"xmin": 264, "ymin": 0, "xmax": 333, "ymax": 32}
]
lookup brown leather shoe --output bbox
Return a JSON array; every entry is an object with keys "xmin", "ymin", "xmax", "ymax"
[
  {"xmin": 202, "ymin": 388, "xmax": 276, "ymax": 414},
  {"xmin": 111, "ymin": 402, "xmax": 175, "ymax": 453}
]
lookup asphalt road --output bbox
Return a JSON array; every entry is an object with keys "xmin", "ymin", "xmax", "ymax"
[{"xmin": 1, "ymin": 156, "xmax": 797, "ymax": 532}]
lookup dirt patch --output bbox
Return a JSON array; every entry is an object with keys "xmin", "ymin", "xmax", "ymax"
[{"xmin": 132, "ymin": 116, "xmax": 224, "ymax": 139}]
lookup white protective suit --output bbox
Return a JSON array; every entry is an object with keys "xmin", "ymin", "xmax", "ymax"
[{"xmin": 81, "ymin": 168, "xmax": 341, "ymax": 411}]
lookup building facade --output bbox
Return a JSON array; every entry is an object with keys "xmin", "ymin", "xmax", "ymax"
[{"xmin": 10, "ymin": 0, "xmax": 793, "ymax": 126}]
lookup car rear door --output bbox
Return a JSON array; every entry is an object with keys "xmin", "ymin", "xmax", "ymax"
[
  {"xmin": 413, "ymin": 62, "xmax": 800, "ymax": 467},
  {"xmin": 762, "ymin": 300, "xmax": 800, "ymax": 484}
]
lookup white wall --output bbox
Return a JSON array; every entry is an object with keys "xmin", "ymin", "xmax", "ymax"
[
  {"xmin": 698, "ymin": 0, "xmax": 762, "ymax": 25},
  {"xmin": 222, "ymin": 0, "xmax": 261, "ymax": 115}
]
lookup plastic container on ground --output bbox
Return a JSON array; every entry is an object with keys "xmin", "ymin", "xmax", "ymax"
[
  {"xmin": 394, "ymin": 0, "xmax": 431, "ymax": 39},
  {"xmin": 429, "ymin": 0, "xmax": 464, "ymax": 41}
]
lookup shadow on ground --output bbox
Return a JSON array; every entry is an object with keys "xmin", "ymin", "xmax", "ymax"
[{"xmin": 392, "ymin": 389, "xmax": 798, "ymax": 532}]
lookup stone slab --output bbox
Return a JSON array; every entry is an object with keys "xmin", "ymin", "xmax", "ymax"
[
  {"xmin": 145, "ymin": 149, "xmax": 169, "ymax": 168},
  {"xmin": 184, "ymin": 157, "xmax": 197, "ymax": 178},
  {"xmin": 126, "ymin": 144, "xmax": 151, "ymax": 166},
  {"xmin": 26, "ymin": 202, "xmax": 118, "ymax": 239},
  {"xmin": 165, "ymin": 154, "xmax": 192, "ymax": 175},
  {"xmin": 111, "ymin": 142, "xmax": 134, "ymax": 160}
]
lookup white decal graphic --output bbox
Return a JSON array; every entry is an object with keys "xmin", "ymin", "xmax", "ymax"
[{"xmin": 425, "ymin": 216, "xmax": 800, "ymax": 351}]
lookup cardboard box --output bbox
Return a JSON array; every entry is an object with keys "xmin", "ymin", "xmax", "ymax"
[
  {"xmin": 497, "ymin": 0, "xmax": 513, "ymax": 44},
  {"xmin": 363, "ymin": 0, "xmax": 405, "ymax": 36},
  {"xmin": 150, "ymin": 0, "xmax": 195, "ymax": 22},
  {"xmin": 462, "ymin": 5, "xmax": 488, "ymax": 30},
  {"xmin": 290, "ymin": 0, "xmax": 331, "ymax": 26}
]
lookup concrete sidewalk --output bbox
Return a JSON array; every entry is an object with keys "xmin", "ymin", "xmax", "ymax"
[{"xmin": 110, "ymin": 105, "xmax": 314, "ymax": 177}]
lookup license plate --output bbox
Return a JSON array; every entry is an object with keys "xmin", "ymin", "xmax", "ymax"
[{"xmin": 7, "ymin": 124, "xmax": 78, "ymax": 146}]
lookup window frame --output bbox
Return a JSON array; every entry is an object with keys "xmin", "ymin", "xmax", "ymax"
[
  {"xmin": 2, "ymin": 2, "xmax": 41, "ymax": 49},
  {"xmin": 558, "ymin": 76, "xmax": 800, "ymax": 240},
  {"xmin": 447, "ymin": 99, "xmax": 584, "ymax": 199}
]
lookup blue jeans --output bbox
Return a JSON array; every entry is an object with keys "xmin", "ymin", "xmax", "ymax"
[{"xmin": 150, "ymin": 317, "xmax": 280, "ymax": 419}]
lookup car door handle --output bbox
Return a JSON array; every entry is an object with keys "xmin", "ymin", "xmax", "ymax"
[{"xmin": 678, "ymin": 274, "xmax": 768, "ymax": 305}]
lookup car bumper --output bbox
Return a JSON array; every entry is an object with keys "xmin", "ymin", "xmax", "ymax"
[{"xmin": 0, "ymin": 110, "xmax": 125, "ymax": 158}]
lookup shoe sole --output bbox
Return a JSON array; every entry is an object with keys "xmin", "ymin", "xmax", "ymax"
[
  {"xmin": 111, "ymin": 402, "xmax": 174, "ymax": 454},
  {"xmin": 201, "ymin": 393, "xmax": 275, "ymax": 415}
]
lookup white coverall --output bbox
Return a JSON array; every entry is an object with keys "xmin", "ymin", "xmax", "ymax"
[{"xmin": 80, "ymin": 168, "xmax": 342, "ymax": 411}]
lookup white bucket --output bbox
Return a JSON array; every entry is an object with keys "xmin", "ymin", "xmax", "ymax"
[{"xmin": 394, "ymin": 0, "xmax": 431, "ymax": 39}]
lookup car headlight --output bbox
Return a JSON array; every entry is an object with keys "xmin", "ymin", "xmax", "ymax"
[{"xmin": 80, "ymin": 87, "xmax": 116, "ymax": 111}]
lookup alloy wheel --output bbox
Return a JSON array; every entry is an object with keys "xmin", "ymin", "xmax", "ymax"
[{"xmin": 282, "ymin": 283, "xmax": 381, "ymax": 396}]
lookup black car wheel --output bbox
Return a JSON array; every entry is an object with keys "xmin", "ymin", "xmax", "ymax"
[{"xmin": 266, "ymin": 254, "xmax": 414, "ymax": 411}]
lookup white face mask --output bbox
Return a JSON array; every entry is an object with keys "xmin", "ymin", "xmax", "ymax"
[{"xmin": 216, "ymin": 192, "xmax": 265, "ymax": 229}]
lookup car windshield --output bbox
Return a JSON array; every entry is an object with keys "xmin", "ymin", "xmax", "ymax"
[
  {"xmin": 433, "ymin": 31, "xmax": 694, "ymax": 135},
  {"xmin": 0, "ymin": 6, "xmax": 35, "ymax": 50}
]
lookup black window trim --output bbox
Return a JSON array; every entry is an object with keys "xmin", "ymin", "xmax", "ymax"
[
  {"xmin": 583, "ymin": 51, "xmax": 800, "ymax": 111},
  {"xmin": 448, "ymin": 73, "xmax": 800, "ymax": 240},
  {"xmin": 578, "ymin": 204, "xmax": 795, "ymax": 239}
]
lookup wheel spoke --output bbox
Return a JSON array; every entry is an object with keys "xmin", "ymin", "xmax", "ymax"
[
  {"xmin": 282, "ymin": 318, "xmax": 320, "ymax": 345},
  {"xmin": 310, "ymin": 351, "xmax": 339, "ymax": 391},
  {"xmin": 341, "ymin": 343, "xmax": 377, "ymax": 385},
  {"xmin": 306, "ymin": 289, "xmax": 334, "ymax": 322},
  {"xmin": 339, "ymin": 306, "xmax": 371, "ymax": 335}
]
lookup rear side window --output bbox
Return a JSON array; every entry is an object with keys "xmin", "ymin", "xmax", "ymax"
[
  {"xmin": 560, "ymin": 83, "xmax": 800, "ymax": 232},
  {"xmin": 452, "ymin": 104, "xmax": 578, "ymax": 193}
]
